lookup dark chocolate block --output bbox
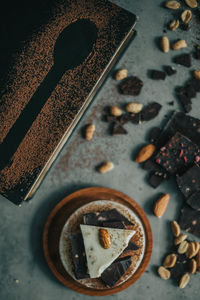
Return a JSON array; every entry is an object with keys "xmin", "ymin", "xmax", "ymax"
[
  {"xmin": 148, "ymin": 127, "xmax": 162, "ymax": 144},
  {"xmin": 176, "ymin": 164, "xmax": 200, "ymax": 198},
  {"xmin": 70, "ymin": 232, "xmax": 89, "ymax": 279},
  {"xmin": 174, "ymin": 54, "xmax": 191, "ymax": 67},
  {"xmin": 141, "ymin": 102, "xmax": 162, "ymax": 122},
  {"xmin": 156, "ymin": 132, "xmax": 200, "ymax": 174},
  {"xmin": 150, "ymin": 70, "xmax": 166, "ymax": 80},
  {"xmin": 101, "ymin": 256, "xmax": 132, "ymax": 287},
  {"xmin": 186, "ymin": 191, "xmax": 200, "ymax": 211},
  {"xmin": 179, "ymin": 204, "xmax": 200, "ymax": 238},
  {"xmin": 157, "ymin": 111, "xmax": 200, "ymax": 148},
  {"xmin": 83, "ymin": 209, "xmax": 134, "ymax": 226},
  {"xmin": 119, "ymin": 76, "xmax": 143, "ymax": 96},
  {"xmin": 164, "ymin": 66, "xmax": 176, "ymax": 76}
]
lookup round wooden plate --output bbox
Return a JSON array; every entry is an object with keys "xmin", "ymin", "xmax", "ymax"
[{"xmin": 43, "ymin": 187, "xmax": 153, "ymax": 296}]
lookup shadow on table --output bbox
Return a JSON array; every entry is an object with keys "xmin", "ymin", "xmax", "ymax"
[{"xmin": 29, "ymin": 182, "xmax": 97, "ymax": 286}]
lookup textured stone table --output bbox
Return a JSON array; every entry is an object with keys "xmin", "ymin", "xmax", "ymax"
[{"xmin": 0, "ymin": 0, "xmax": 200, "ymax": 299}]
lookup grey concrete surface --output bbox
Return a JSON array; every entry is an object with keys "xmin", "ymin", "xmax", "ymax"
[{"xmin": 1, "ymin": 0, "xmax": 200, "ymax": 299}]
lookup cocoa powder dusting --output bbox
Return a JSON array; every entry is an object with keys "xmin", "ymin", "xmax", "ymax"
[{"xmin": 0, "ymin": 0, "xmax": 135, "ymax": 203}]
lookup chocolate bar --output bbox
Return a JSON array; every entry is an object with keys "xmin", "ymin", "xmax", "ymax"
[
  {"xmin": 101, "ymin": 256, "xmax": 132, "ymax": 287},
  {"xmin": 155, "ymin": 132, "xmax": 200, "ymax": 174},
  {"xmin": 157, "ymin": 111, "xmax": 200, "ymax": 148},
  {"xmin": 102, "ymin": 221, "xmax": 125, "ymax": 229},
  {"xmin": 186, "ymin": 191, "xmax": 200, "ymax": 211},
  {"xmin": 176, "ymin": 164, "xmax": 200, "ymax": 198},
  {"xmin": 83, "ymin": 209, "xmax": 134, "ymax": 226},
  {"xmin": 70, "ymin": 232, "xmax": 89, "ymax": 279},
  {"xmin": 179, "ymin": 204, "xmax": 200, "ymax": 238}
]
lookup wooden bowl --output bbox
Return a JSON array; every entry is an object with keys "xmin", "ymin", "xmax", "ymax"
[{"xmin": 43, "ymin": 187, "xmax": 153, "ymax": 296}]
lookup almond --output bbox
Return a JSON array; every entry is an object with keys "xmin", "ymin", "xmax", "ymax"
[
  {"xmin": 193, "ymin": 70, "xmax": 200, "ymax": 80},
  {"xmin": 172, "ymin": 40, "xmax": 187, "ymax": 50},
  {"xmin": 85, "ymin": 124, "xmax": 95, "ymax": 141},
  {"xmin": 136, "ymin": 144, "xmax": 156, "ymax": 163},
  {"xmin": 110, "ymin": 106, "xmax": 123, "ymax": 117},
  {"xmin": 153, "ymin": 193, "xmax": 170, "ymax": 218},
  {"xmin": 178, "ymin": 240, "xmax": 189, "ymax": 254},
  {"xmin": 98, "ymin": 161, "xmax": 114, "ymax": 174},
  {"xmin": 158, "ymin": 266, "xmax": 171, "ymax": 280},
  {"xmin": 169, "ymin": 19, "xmax": 180, "ymax": 31},
  {"xmin": 181, "ymin": 10, "xmax": 192, "ymax": 23},
  {"xmin": 99, "ymin": 228, "xmax": 112, "ymax": 249},
  {"xmin": 165, "ymin": 1, "xmax": 181, "ymax": 9},
  {"xmin": 160, "ymin": 36, "xmax": 170, "ymax": 53},
  {"xmin": 179, "ymin": 273, "xmax": 190, "ymax": 288},
  {"xmin": 174, "ymin": 234, "xmax": 187, "ymax": 245},
  {"xmin": 125, "ymin": 102, "xmax": 143, "ymax": 113},
  {"xmin": 163, "ymin": 254, "xmax": 177, "ymax": 268},
  {"xmin": 196, "ymin": 249, "xmax": 200, "ymax": 272},
  {"xmin": 189, "ymin": 258, "xmax": 197, "ymax": 274},
  {"xmin": 171, "ymin": 221, "xmax": 180, "ymax": 237},
  {"xmin": 186, "ymin": 242, "xmax": 196, "ymax": 258},
  {"xmin": 114, "ymin": 69, "xmax": 128, "ymax": 81},
  {"xmin": 185, "ymin": 0, "xmax": 197, "ymax": 8}
]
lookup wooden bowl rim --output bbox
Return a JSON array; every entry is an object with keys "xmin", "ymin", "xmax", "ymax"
[{"xmin": 43, "ymin": 187, "xmax": 153, "ymax": 296}]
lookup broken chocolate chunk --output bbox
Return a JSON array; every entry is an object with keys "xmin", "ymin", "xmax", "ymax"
[
  {"xmin": 156, "ymin": 132, "xmax": 200, "ymax": 174},
  {"xmin": 111, "ymin": 123, "xmax": 128, "ymax": 135},
  {"xmin": 185, "ymin": 84, "xmax": 196, "ymax": 98},
  {"xmin": 194, "ymin": 45, "xmax": 200, "ymax": 60},
  {"xmin": 141, "ymin": 102, "xmax": 162, "ymax": 122},
  {"xmin": 177, "ymin": 93, "xmax": 192, "ymax": 113},
  {"xmin": 176, "ymin": 164, "xmax": 200, "ymax": 198},
  {"xmin": 101, "ymin": 256, "xmax": 132, "ymax": 287},
  {"xmin": 117, "ymin": 113, "xmax": 133, "ymax": 125},
  {"xmin": 148, "ymin": 127, "xmax": 162, "ymax": 144},
  {"xmin": 119, "ymin": 76, "xmax": 143, "ymax": 96},
  {"xmin": 171, "ymin": 260, "xmax": 189, "ymax": 281},
  {"xmin": 105, "ymin": 115, "xmax": 117, "ymax": 123},
  {"xmin": 188, "ymin": 78, "xmax": 200, "ymax": 92},
  {"xmin": 130, "ymin": 112, "xmax": 142, "ymax": 124},
  {"xmin": 168, "ymin": 101, "xmax": 174, "ymax": 106},
  {"xmin": 174, "ymin": 54, "xmax": 191, "ymax": 67},
  {"xmin": 83, "ymin": 209, "xmax": 134, "ymax": 226},
  {"xmin": 150, "ymin": 70, "xmax": 166, "ymax": 80},
  {"xmin": 157, "ymin": 111, "xmax": 200, "ymax": 148},
  {"xmin": 164, "ymin": 66, "xmax": 177, "ymax": 76},
  {"xmin": 149, "ymin": 172, "xmax": 164, "ymax": 188},
  {"xmin": 179, "ymin": 204, "xmax": 200, "ymax": 238},
  {"xmin": 70, "ymin": 233, "xmax": 89, "ymax": 279},
  {"xmin": 186, "ymin": 191, "xmax": 200, "ymax": 211}
]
